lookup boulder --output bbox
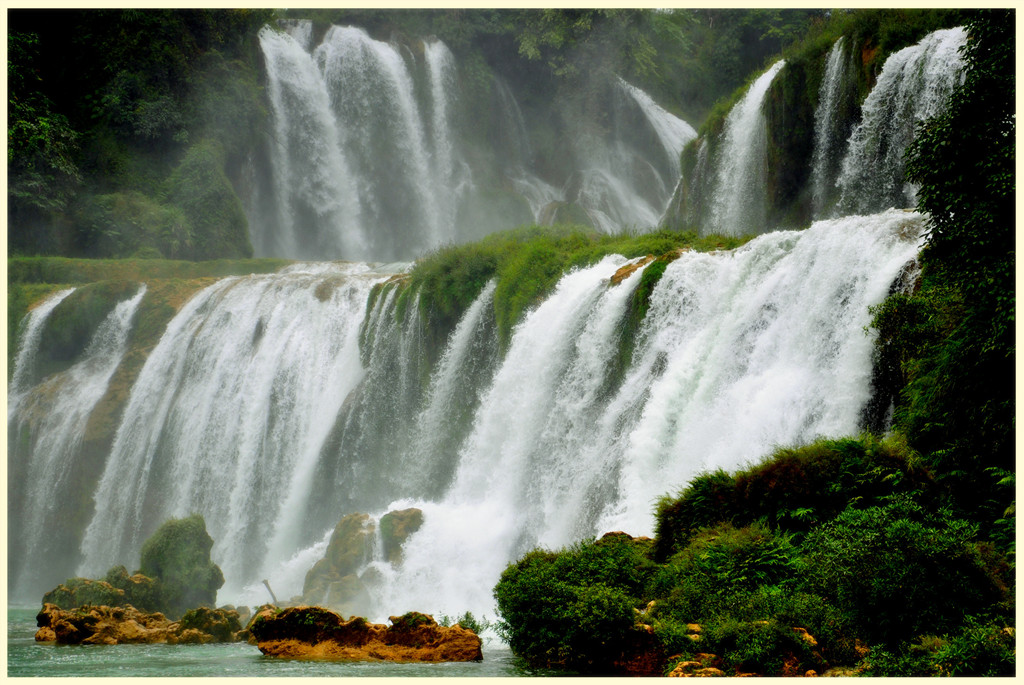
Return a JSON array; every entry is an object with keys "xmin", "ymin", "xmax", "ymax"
[
  {"xmin": 302, "ymin": 513, "xmax": 375, "ymax": 606},
  {"xmin": 249, "ymin": 606, "xmax": 483, "ymax": 662},
  {"xmin": 42, "ymin": 578, "xmax": 124, "ymax": 610},
  {"xmin": 34, "ymin": 602, "xmax": 245, "ymax": 645},
  {"xmin": 302, "ymin": 509, "xmax": 424, "ymax": 612},
  {"xmin": 379, "ymin": 508, "xmax": 423, "ymax": 564},
  {"xmin": 138, "ymin": 514, "xmax": 225, "ymax": 619}
]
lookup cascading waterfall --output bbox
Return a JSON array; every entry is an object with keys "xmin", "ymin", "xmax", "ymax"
[
  {"xmin": 707, "ymin": 60, "xmax": 786, "ymax": 236},
  {"xmin": 565, "ymin": 79, "xmax": 697, "ymax": 232},
  {"xmin": 8, "ymin": 287, "xmax": 145, "ymax": 600},
  {"xmin": 616, "ymin": 77, "xmax": 697, "ymax": 178},
  {"xmin": 254, "ymin": 21, "xmax": 698, "ymax": 255},
  {"xmin": 7, "ymin": 288, "xmax": 76, "ymax": 404},
  {"xmin": 366, "ymin": 209, "xmax": 924, "ymax": 619},
  {"xmin": 9, "ymin": 210, "xmax": 924, "ymax": 612},
  {"xmin": 257, "ymin": 26, "xmax": 366, "ymax": 260},
  {"xmin": 811, "ymin": 37, "xmax": 852, "ymax": 217},
  {"xmin": 255, "ymin": 25, "xmax": 461, "ymax": 261},
  {"xmin": 75, "ymin": 264, "xmax": 388, "ymax": 597},
  {"xmin": 316, "ymin": 25, "xmax": 445, "ymax": 253},
  {"xmin": 836, "ymin": 27, "xmax": 967, "ymax": 213}
]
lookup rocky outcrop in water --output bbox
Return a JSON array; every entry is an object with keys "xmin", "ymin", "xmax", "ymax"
[
  {"xmin": 137, "ymin": 514, "xmax": 225, "ymax": 619},
  {"xmin": 301, "ymin": 508, "xmax": 423, "ymax": 613},
  {"xmin": 249, "ymin": 606, "xmax": 483, "ymax": 662},
  {"xmin": 34, "ymin": 603, "xmax": 244, "ymax": 645}
]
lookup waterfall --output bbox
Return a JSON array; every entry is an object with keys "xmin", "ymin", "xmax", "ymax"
[
  {"xmin": 257, "ymin": 26, "xmax": 366, "ymax": 260},
  {"xmin": 566, "ymin": 80, "xmax": 697, "ymax": 232},
  {"xmin": 9, "ymin": 209, "xmax": 923, "ymax": 612},
  {"xmin": 75, "ymin": 264, "xmax": 388, "ymax": 596},
  {"xmin": 370, "ymin": 209, "xmax": 924, "ymax": 619},
  {"xmin": 256, "ymin": 25, "xmax": 465, "ymax": 261},
  {"xmin": 8, "ymin": 287, "xmax": 145, "ymax": 600},
  {"xmin": 255, "ymin": 22, "xmax": 700, "ymax": 256},
  {"xmin": 707, "ymin": 60, "xmax": 786, "ymax": 236},
  {"xmin": 616, "ymin": 77, "xmax": 697, "ymax": 178},
  {"xmin": 837, "ymin": 27, "xmax": 967, "ymax": 214},
  {"xmin": 7, "ymin": 288, "xmax": 76, "ymax": 403},
  {"xmin": 811, "ymin": 38, "xmax": 852, "ymax": 217}
]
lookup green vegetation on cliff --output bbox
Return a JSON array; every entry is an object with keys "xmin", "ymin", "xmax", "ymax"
[
  {"xmin": 8, "ymin": 9, "xmax": 273, "ymax": 258},
  {"xmin": 400, "ymin": 224, "xmax": 749, "ymax": 354}
]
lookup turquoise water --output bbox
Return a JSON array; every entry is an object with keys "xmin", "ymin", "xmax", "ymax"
[{"xmin": 7, "ymin": 607, "xmax": 558, "ymax": 677}]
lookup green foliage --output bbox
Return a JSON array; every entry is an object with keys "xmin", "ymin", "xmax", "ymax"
[
  {"xmin": 438, "ymin": 611, "xmax": 491, "ymax": 635},
  {"xmin": 653, "ymin": 435, "xmax": 933, "ymax": 560},
  {"xmin": 863, "ymin": 617, "xmax": 1015, "ymax": 677},
  {"xmin": 800, "ymin": 497, "xmax": 1005, "ymax": 645},
  {"xmin": 653, "ymin": 523, "xmax": 796, "ymax": 622},
  {"xmin": 74, "ymin": 191, "xmax": 193, "ymax": 258},
  {"xmin": 138, "ymin": 514, "xmax": 225, "ymax": 620},
  {"xmin": 493, "ymin": 534, "xmax": 656, "ymax": 670},
  {"xmin": 8, "ymin": 31, "xmax": 81, "ymax": 252},
  {"xmin": 893, "ymin": 10, "xmax": 1015, "ymax": 524},
  {"xmin": 165, "ymin": 138, "xmax": 252, "ymax": 260},
  {"xmin": 8, "ymin": 10, "xmax": 271, "ymax": 257}
]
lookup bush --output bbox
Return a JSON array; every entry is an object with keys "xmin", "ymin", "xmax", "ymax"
[
  {"xmin": 74, "ymin": 191, "xmax": 193, "ymax": 259},
  {"xmin": 653, "ymin": 523, "xmax": 796, "ymax": 623},
  {"xmin": 799, "ymin": 497, "xmax": 1005, "ymax": 644},
  {"xmin": 493, "ymin": 535, "xmax": 656, "ymax": 670},
  {"xmin": 653, "ymin": 435, "xmax": 935, "ymax": 560}
]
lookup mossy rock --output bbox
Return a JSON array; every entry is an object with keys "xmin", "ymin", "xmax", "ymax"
[
  {"xmin": 103, "ymin": 565, "xmax": 160, "ymax": 612},
  {"xmin": 166, "ymin": 138, "xmax": 253, "ymax": 260},
  {"xmin": 302, "ymin": 513, "xmax": 375, "ymax": 602},
  {"xmin": 177, "ymin": 606, "xmax": 243, "ymax": 642},
  {"xmin": 42, "ymin": 578, "xmax": 125, "ymax": 609},
  {"xmin": 379, "ymin": 508, "xmax": 424, "ymax": 564},
  {"xmin": 138, "ymin": 514, "xmax": 225, "ymax": 619},
  {"xmin": 33, "ymin": 280, "xmax": 141, "ymax": 384}
]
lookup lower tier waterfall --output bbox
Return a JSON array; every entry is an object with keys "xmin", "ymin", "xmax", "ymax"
[{"xmin": 9, "ymin": 210, "xmax": 924, "ymax": 618}]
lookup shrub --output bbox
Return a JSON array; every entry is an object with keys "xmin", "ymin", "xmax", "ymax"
[
  {"xmin": 799, "ymin": 497, "xmax": 1005, "ymax": 644},
  {"xmin": 653, "ymin": 435, "xmax": 935, "ymax": 560},
  {"xmin": 493, "ymin": 535, "xmax": 656, "ymax": 670},
  {"xmin": 653, "ymin": 523, "xmax": 796, "ymax": 623}
]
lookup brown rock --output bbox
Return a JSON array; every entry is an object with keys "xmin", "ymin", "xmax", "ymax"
[
  {"xmin": 34, "ymin": 626, "xmax": 56, "ymax": 642},
  {"xmin": 379, "ymin": 508, "xmax": 424, "ymax": 564},
  {"xmin": 610, "ymin": 256, "xmax": 655, "ymax": 285},
  {"xmin": 249, "ymin": 606, "xmax": 482, "ymax": 662},
  {"xmin": 34, "ymin": 603, "xmax": 244, "ymax": 645},
  {"xmin": 791, "ymin": 626, "xmax": 818, "ymax": 647}
]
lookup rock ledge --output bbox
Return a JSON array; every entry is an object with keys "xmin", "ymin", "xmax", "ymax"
[{"xmin": 249, "ymin": 606, "xmax": 483, "ymax": 662}]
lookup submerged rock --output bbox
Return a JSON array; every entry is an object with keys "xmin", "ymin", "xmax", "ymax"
[
  {"xmin": 249, "ymin": 606, "xmax": 483, "ymax": 662},
  {"xmin": 34, "ymin": 603, "xmax": 245, "ymax": 645}
]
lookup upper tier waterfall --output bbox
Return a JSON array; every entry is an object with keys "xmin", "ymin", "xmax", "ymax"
[{"xmin": 249, "ymin": 22, "xmax": 695, "ymax": 261}]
